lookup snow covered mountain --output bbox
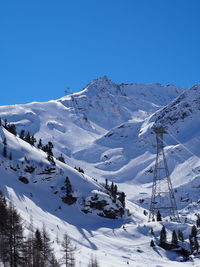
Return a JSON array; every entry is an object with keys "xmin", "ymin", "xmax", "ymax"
[{"xmin": 1, "ymin": 76, "xmax": 200, "ymax": 265}]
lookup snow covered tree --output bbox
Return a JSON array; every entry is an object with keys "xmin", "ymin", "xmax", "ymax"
[
  {"xmin": 160, "ymin": 226, "xmax": 167, "ymax": 245},
  {"xmin": 61, "ymin": 233, "xmax": 76, "ymax": 267}
]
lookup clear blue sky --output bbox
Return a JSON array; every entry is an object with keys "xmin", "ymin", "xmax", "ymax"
[{"xmin": 0, "ymin": 0, "xmax": 200, "ymax": 105}]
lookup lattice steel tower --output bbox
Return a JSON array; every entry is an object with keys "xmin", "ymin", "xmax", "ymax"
[{"xmin": 149, "ymin": 125, "xmax": 180, "ymax": 222}]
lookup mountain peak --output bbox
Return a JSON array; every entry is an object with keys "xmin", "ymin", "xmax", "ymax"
[
  {"xmin": 191, "ymin": 83, "xmax": 200, "ymax": 91},
  {"xmin": 85, "ymin": 75, "xmax": 116, "ymax": 93},
  {"xmin": 95, "ymin": 75, "xmax": 110, "ymax": 82}
]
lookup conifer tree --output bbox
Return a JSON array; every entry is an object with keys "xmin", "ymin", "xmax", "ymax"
[
  {"xmin": 42, "ymin": 225, "xmax": 53, "ymax": 266},
  {"xmin": 33, "ymin": 229, "xmax": 44, "ymax": 267},
  {"xmin": 19, "ymin": 129, "xmax": 25, "ymax": 140},
  {"xmin": 150, "ymin": 227, "xmax": 154, "ymax": 235},
  {"xmin": 37, "ymin": 139, "xmax": 43, "ymax": 149},
  {"xmin": 64, "ymin": 177, "xmax": 73, "ymax": 196},
  {"xmin": 0, "ymin": 190, "xmax": 7, "ymax": 230},
  {"xmin": 171, "ymin": 230, "xmax": 178, "ymax": 245},
  {"xmin": 3, "ymin": 145, "xmax": 7, "ymax": 158},
  {"xmin": 160, "ymin": 226, "xmax": 167, "ymax": 245},
  {"xmin": 61, "ymin": 233, "xmax": 76, "ymax": 267},
  {"xmin": 196, "ymin": 214, "xmax": 200, "ymax": 228},
  {"xmin": 45, "ymin": 141, "xmax": 55, "ymax": 164},
  {"xmin": 118, "ymin": 192, "xmax": 126, "ymax": 208},
  {"xmin": 150, "ymin": 240, "xmax": 155, "ymax": 247},
  {"xmin": 23, "ymin": 235, "xmax": 34, "ymax": 267},
  {"xmin": 190, "ymin": 225, "xmax": 199, "ymax": 254},
  {"xmin": 191, "ymin": 225, "xmax": 197, "ymax": 238},
  {"xmin": 25, "ymin": 132, "xmax": 31, "ymax": 144},
  {"xmin": 7, "ymin": 124, "xmax": 16, "ymax": 136},
  {"xmin": 195, "ymin": 238, "xmax": 199, "ymax": 253},
  {"xmin": 178, "ymin": 230, "xmax": 184, "ymax": 242},
  {"xmin": 4, "ymin": 119, "xmax": 7, "ymax": 128},
  {"xmin": 57, "ymin": 154, "xmax": 65, "ymax": 163},
  {"xmin": 0, "ymin": 191, "xmax": 8, "ymax": 265},
  {"xmin": 88, "ymin": 255, "xmax": 100, "ymax": 267},
  {"xmin": 24, "ymin": 216, "xmax": 34, "ymax": 267},
  {"xmin": 3, "ymin": 137, "xmax": 7, "ymax": 146},
  {"xmin": 189, "ymin": 234, "xmax": 195, "ymax": 253},
  {"xmin": 156, "ymin": 210, "xmax": 162, "ymax": 221},
  {"xmin": 7, "ymin": 203, "xmax": 25, "ymax": 267},
  {"xmin": 114, "ymin": 185, "xmax": 117, "ymax": 195},
  {"xmin": 105, "ymin": 178, "xmax": 108, "ymax": 190},
  {"xmin": 61, "ymin": 177, "xmax": 76, "ymax": 205},
  {"xmin": 30, "ymin": 135, "xmax": 36, "ymax": 146},
  {"xmin": 111, "ymin": 182, "xmax": 114, "ymax": 196},
  {"xmin": 49, "ymin": 254, "xmax": 60, "ymax": 267}
]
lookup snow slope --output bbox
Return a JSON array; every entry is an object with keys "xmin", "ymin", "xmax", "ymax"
[{"xmin": 2, "ymin": 76, "xmax": 200, "ymax": 265}]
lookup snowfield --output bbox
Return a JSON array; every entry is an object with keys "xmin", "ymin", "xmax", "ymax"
[{"xmin": 1, "ymin": 76, "xmax": 200, "ymax": 266}]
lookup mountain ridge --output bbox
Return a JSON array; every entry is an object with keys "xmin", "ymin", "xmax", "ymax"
[{"xmin": 1, "ymin": 77, "xmax": 200, "ymax": 266}]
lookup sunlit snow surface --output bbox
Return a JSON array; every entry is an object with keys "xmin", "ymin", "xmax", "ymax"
[{"xmin": 1, "ymin": 77, "xmax": 200, "ymax": 265}]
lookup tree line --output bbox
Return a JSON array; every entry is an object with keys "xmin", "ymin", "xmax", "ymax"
[
  {"xmin": 150, "ymin": 223, "xmax": 200, "ymax": 257},
  {"xmin": 0, "ymin": 191, "xmax": 100, "ymax": 267},
  {"xmin": 0, "ymin": 118, "xmax": 67, "ymax": 166}
]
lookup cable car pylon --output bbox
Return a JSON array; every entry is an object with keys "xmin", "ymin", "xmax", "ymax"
[{"xmin": 148, "ymin": 125, "xmax": 180, "ymax": 222}]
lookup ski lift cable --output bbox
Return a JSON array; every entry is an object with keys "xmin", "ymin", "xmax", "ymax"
[
  {"xmin": 70, "ymin": 94, "xmax": 98, "ymax": 141},
  {"xmin": 162, "ymin": 138, "xmax": 192, "ymax": 164},
  {"xmin": 160, "ymin": 134, "xmax": 198, "ymax": 176},
  {"xmin": 167, "ymin": 131, "xmax": 197, "ymax": 158}
]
